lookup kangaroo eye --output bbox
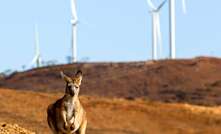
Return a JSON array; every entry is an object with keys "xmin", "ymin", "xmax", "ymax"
[{"xmin": 75, "ymin": 86, "xmax": 79, "ymax": 89}]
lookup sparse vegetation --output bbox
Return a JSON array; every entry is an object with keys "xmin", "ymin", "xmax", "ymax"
[
  {"xmin": 0, "ymin": 88, "xmax": 221, "ymax": 134},
  {"xmin": 1, "ymin": 57, "xmax": 221, "ymax": 106},
  {"xmin": 1, "ymin": 57, "xmax": 221, "ymax": 133}
]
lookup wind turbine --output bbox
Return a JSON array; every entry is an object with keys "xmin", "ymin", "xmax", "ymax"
[
  {"xmin": 30, "ymin": 24, "xmax": 42, "ymax": 68},
  {"xmin": 169, "ymin": 0, "xmax": 186, "ymax": 59},
  {"xmin": 147, "ymin": 0, "xmax": 166, "ymax": 60},
  {"xmin": 70, "ymin": 0, "xmax": 78, "ymax": 63}
]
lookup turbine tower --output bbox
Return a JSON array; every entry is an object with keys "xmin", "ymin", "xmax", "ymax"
[
  {"xmin": 30, "ymin": 24, "xmax": 42, "ymax": 68},
  {"xmin": 70, "ymin": 0, "xmax": 78, "ymax": 63},
  {"xmin": 169, "ymin": 0, "xmax": 186, "ymax": 59},
  {"xmin": 147, "ymin": 0, "xmax": 166, "ymax": 60}
]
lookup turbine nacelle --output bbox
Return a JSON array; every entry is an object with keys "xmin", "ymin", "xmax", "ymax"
[
  {"xmin": 71, "ymin": 19, "xmax": 78, "ymax": 25},
  {"xmin": 147, "ymin": 0, "xmax": 167, "ymax": 11}
]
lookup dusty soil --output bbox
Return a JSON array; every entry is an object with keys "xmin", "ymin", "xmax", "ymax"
[
  {"xmin": 0, "ymin": 88, "xmax": 221, "ymax": 134},
  {"xmin": 0, "ymin": 122, "xmax": 35, "ymax": 134},
  {"xmin": 1, "ymin": 57, "xmax": 221, "ymax": 106}
]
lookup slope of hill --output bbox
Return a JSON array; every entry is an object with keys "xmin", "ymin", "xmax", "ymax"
[
  {"xmin": 0, "ymin": 88, "xmax": 221, "ymax": 134},
  {"xmin": 1, "ymin": 57, "xmax": 221, "ymax": 105}
]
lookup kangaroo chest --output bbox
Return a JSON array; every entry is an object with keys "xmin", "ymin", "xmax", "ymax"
[{"xmin": 64, "ymin": 100, "xmax": 75, "ymax": 120}]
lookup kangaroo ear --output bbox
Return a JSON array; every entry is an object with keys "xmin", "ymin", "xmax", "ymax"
[
  {"xmin": 60, "ymin": 71, "xmax": 72, "ymax": 83},
  {"xmin": 75, "ymin": 70, "xmax": 83, "ymax": 85}
]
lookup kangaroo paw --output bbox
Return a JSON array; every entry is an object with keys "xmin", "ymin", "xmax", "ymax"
[
  {"xmin": 64, "ymin": 123, "xmax": 69, "ymax": 130},
  {"xmin": 70, "ymin": 124, "xmax": 75, "ymax": 130}
]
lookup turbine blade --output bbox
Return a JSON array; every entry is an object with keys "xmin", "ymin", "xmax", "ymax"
[
  {"xmin": 147, "ymin": 0, "xmax": 156, "ymax": 10},
  {"xmin": 71, "ymin": 0, "xmax": 78, "ymax": 20},
  {"xmin": 35, "ymin": 24, "xmax": 40, "ymax": 56},
  {"xmin": 182, "ymin": 0, "xmax": 187, "ymax": 14},
  {"xmin": 30, "ymin": 23, "xmax": 41, "ymax": 68},
  {"xmin": 157, "ymin": 0, "xmax": 167, "ymax": 11},
  {"xmin": 29, "ymin": 54, "xmax": 39, "ymax": 67}
]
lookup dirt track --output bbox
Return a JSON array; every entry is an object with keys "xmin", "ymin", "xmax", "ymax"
[
  {"xmin": 1, "ymin": 57, "xmax": 221, "ymax": 106},
  {"xmin": 0, "ymin": 88, "xmax": 221, "ymax": 134}
]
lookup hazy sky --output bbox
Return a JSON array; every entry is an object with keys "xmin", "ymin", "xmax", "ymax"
[{"xmin": 0, "ymin": 0, "xmax": 221, "ymax": 72}]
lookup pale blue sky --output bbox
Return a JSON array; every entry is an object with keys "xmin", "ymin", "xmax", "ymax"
[{"xmin": 0, "ymin": 0, "xmax": 221, "ymax": 72}]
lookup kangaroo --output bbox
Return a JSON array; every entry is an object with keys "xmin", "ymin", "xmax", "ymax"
[{"xmin": 47, "ymin": 70, "xmax": 87, "ymax": 134}]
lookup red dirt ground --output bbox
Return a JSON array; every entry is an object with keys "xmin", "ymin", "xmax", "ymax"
[
  {"xmin": 1, "ymin": 57, "xmax": 221, "ymax": 106},
  {"xmin": 0, "ymin": 88, "xmax": 221, "ymax": 134}
]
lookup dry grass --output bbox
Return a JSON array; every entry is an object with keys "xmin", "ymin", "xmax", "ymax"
[
  {"xmin": 0, "ymin": 88, "xmax": 221, "ymax": 134},
  {"xmin": 2, "ymin": 57, "xmax": 221, "ymax": 106}
]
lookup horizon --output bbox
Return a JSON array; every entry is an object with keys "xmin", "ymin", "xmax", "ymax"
[
  {"xmin": 1, "ymin": 0, "xmax": 221, "ymax": 72},
  {"xmin": 2, "ymin": 56, "xmax": 220, "ymax": 74}
]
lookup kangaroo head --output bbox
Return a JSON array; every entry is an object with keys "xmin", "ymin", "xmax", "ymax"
[{"xmin": 60, "ymin": 70, "xmax": 83, "ymax": 96}]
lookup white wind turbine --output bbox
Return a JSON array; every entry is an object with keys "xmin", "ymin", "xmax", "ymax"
[
  {"xmin": 30, "ymin": 24, "xmax": 42, "ymax": 68},
  {"xmin": 147, "ymin": 0, "xmax": 167, "ymax": 60},
  {"xmin": 169, "ymin": 0, "xmax": 186, "ymax": 59},
  {"xmin": 70, "ymin": 0, "xmax": 78, "ymax": 63}
]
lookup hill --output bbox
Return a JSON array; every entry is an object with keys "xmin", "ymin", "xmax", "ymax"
[
  {"xmin": 1, "ymin": 57, "xmax": 221, "ymax": 106},
  {"xmin": 0, "ymin": 88, "xmax": 221, "ymax": 134}
]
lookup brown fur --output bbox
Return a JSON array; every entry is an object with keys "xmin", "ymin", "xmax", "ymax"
[{"xmin": 47, "ymin": 70, "xmax": 87, "ymax": 134}]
